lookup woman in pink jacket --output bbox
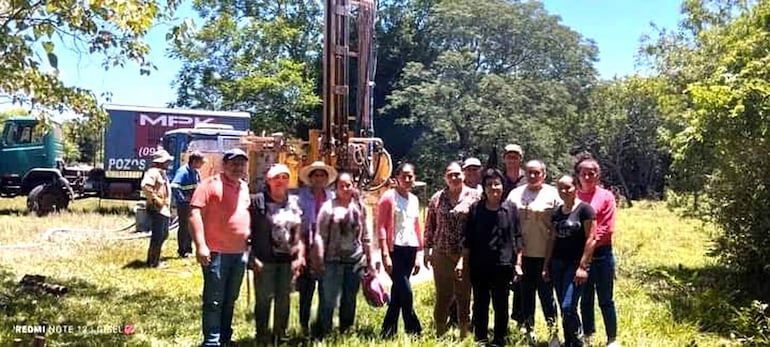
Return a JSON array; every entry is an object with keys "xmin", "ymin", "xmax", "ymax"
[{"xmin": 377, "ymin": 162, "xmax": 423, "ymax": 338}]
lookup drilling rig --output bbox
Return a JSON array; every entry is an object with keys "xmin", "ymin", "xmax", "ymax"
[{"xmin": 238, "ymin": 0, "xmax": 392, "ymax": 197}]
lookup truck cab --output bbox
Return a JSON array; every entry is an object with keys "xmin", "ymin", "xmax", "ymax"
[
  {"xmin": 0, "ymin": 117, "xmax": 85, "ymax": 215},
  {"xmin": 162, "ymin": 124, "xmax": 247, "ymax": 180}
]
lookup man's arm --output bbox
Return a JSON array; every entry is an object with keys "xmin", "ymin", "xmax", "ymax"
[{"xmin": 189, "ymin": 207, "xmax": 210, "ymax": 266}]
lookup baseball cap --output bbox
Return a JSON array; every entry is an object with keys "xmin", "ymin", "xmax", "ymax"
[
  {"xmin": 504, "ymin": 144, "xmax": 523, "ymax": 156},
  {"xmin": 223, "ymin": 148, "xmax": 248, "ymax": 161},
  {"xmin": 462, "ymin": 157, "xmax": 482, "ymax": 169},
  {"xmin": 266, "ymin": 163, "xmax": 291, "ymax": 179}
]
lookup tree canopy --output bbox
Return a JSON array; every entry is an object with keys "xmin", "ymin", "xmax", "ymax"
[{"xmin": 0, "ymin": 0, "xmax": 180, "ymax": 131}]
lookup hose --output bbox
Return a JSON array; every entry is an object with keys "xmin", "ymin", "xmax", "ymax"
[{"xmin": 0, "ymin": 216, "xmax": 179, "ymax": 249}]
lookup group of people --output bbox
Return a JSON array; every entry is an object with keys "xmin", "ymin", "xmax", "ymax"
[
  {"xmin": 422, "ymin": 144, "xmax": 619, "ymax": 347},
  {"xmin": 138, "ymin": 143, "xmax": 619, "ymax": 347}
]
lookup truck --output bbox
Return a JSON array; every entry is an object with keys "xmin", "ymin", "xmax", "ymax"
[{"xmin": 0, "ymin": 105, "xmax": 250, "ymax": 216}]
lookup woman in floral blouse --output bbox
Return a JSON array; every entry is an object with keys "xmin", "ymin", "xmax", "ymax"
[{"xmin": 424, "ymin": 161, "xmax": 481, "ymax": 338}]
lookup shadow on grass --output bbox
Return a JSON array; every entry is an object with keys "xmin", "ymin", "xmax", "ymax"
[
  {"xmin": 641, "ymin": 264, "xmax": 770, "ymax": 341},
  {"xmin": 0, "ymin": 267, "xmax": 198, "ymax": 346}
]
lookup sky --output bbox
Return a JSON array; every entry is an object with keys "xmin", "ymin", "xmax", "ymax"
[{"xmin": 4, "ymin": 0, "xmax": 685, "ymax": 114}]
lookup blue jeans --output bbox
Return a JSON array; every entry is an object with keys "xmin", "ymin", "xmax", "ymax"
[
  {"xmin": 551, "ymin": 258, "xmax": 585, "ymax": 347},
  {"xmin": 317, "ymin": 262, "xmax": 361, "ymax": 337},
  {"xmin": 581, "ymin": 246, "xmax": 617, "ymax": 339},
  {"xmin": 201, "ymin": 252, "xmax": 247, "ymax": 346},
  {"xmin": 297, "ymin": 270, "xmax": 322, "ymax": 334},
  {"xmin": 176, "ymin": 204, "xmax": 193, "ymax": 256},
  {"xmin": 254, "ymin": 262, "xmax": 292, "ymax": 341},
  {"xmin": 381, "ymin": 246, "xmax": 422, "ymax": 337},
  {"xmin": 520, "ymin": 256, "xmax": 558, "ymax": 329},
  {"xmin": 146, "ymin": 210, "xmax": 170, "ymax": 266}
]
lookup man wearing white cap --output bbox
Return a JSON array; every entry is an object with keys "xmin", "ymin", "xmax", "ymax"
[
  {"xmin": 295, "ymin": 161, "xmax": 337, "ymax": 336},
  {"xmin": 141, "ymin": 148, "xmax": 174, "ymax": 268},
  {"xmin": 463, "ymin": 157, "xmax": 483, "ymax": 193},
  {"xmin": 189, "ymin": 148, "xmax": 252, "ymax": 346}
]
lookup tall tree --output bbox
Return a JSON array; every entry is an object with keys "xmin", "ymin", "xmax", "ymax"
[
  {"xmin": 646, "ymin": 0, "xmax": 770, "ymax": 278},
  {"xmin": 570, "ymin": 77, "xmax": 670, "ymax": 203},
  {"xmin": 1, "ymin": 0, "xmax": 180, "ymax": 130},
  {"xmin": 385, "ymin": 0, "xmax": 598, "ymax": 187},
  {"xmin": 169, "ymin": 0, "xmax": 322, "ymax": 136}
]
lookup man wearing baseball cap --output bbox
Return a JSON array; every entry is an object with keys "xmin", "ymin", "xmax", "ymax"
[
  {"xmin": 502, "ymin": 144, "xmax": 526, "ymax": 199},
  {"xmin": 141, "ymin": 148, "xmax": 174, "ymax": 268},
  {"xmin": 501, "ymin": 144, "xmax": 526, "ymax": 330},
  {"xmin": 462, "ymin": 157, "xmax": 483, "ymax": 193},
  {"xmin": 189, "ymin": 148, "xmax": 251, "ymax": 346}
]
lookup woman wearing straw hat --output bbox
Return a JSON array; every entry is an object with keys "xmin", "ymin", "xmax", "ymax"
[
  {"xmin": 295, "ymin": 161, "xmax": 337, "ymax": 336},
  {"xmin": 141, "ymin": 149, "xmax": 174, "ymax": 268}
]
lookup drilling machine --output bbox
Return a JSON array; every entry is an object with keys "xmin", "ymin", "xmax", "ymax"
[{"xmin": 239, "ymin": 0, "xmax": 392, "ymax": 199}]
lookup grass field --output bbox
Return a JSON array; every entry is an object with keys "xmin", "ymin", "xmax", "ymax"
[{"xmin": 0, "ymin": 197, "xmax": 750, "ymax": 346}]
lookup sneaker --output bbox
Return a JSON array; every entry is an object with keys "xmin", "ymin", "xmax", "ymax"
[{"xmin": 606, "ymin": 341, "xmax": 621, "ymax": 347}]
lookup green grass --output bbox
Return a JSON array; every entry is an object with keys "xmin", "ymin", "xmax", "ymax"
[{"xmin": 0, "ymin": 198, "xmax": 754, "ymax": 346}]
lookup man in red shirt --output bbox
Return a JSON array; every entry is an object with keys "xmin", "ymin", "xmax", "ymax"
[{"xmin": 189, "ymin": 148, "xmax": 251, "ymax": 346}]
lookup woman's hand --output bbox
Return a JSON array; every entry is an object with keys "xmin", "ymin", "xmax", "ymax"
[
  {"xmin": 455, "ymin": 260, "xmax": 465, "ymax": 281},
  {"xmin": 513, "ymin": 264, "xmax": 524, "ymax": 283},
  {"xmin": 382, "ymin": 253, "xmax": 393, "ymax": 275},
  {"xmin": 574, "ymin": 266, "xmax": 589, "ymax": 285}
]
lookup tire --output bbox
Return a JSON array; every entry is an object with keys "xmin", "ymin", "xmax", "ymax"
[{"xmin": 27, "ymin": 183, "xmax": 70, "ymax": 217}]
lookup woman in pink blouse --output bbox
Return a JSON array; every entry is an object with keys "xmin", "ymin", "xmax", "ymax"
[{"xmin": 377, "ymin": 162, "xmax": 424, "ymax": 338}]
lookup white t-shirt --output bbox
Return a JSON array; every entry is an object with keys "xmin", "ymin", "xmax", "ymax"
[{"xmin": 394, "ymin": 192, "xmax": 421, "ymax": 247}]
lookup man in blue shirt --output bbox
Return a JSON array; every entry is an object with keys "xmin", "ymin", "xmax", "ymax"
[{"xmin": 172, "ymin": 151, "xmax": 206, "ymax": 258}]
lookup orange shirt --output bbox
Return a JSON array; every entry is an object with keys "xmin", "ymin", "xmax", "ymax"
[{"xmin": 190, "ymin": 174, "xmax": 251, "ymax": 253}]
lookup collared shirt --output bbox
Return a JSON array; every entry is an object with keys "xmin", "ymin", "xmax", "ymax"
[
  {"xmin": 190, "ymin": 174, "xmax": 251, "ymax": 253},
  {"xmin": 506, "ymin": 184, "xmax": 562, "ymax": 258},
  {"xmin": 171, "ymin": 164, "xmax": 201, "ymax": 207},
  {"xmin": 141, "ymin": 167, "xmax": 172, "ymax": 217},
  {"xmin": 297, "ymin": 186, "xmax": 334, "ymax": 246},
  {"xmin": 424, "ymin": 185, "xmax": 481, "ymax": 254}
]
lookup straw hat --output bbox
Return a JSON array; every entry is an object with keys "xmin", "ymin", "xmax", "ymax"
[{"xmin": 298, "ymin": 161, "xmax": 338, "ymax": 186}]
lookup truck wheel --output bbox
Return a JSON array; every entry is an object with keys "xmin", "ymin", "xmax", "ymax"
[{"xmin": 27, "ymin": 184, "xmax": 70, "ymax": 216}]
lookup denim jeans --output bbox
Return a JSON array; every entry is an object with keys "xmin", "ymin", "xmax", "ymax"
[
  {"xmin": 201, "ymin": 252, "xmax": 247, "ymax": 346},
  {"xmin": 471, "ymin": 265, "xmax": 512, "ymax": 344},
  {"xmin": 317, "ymin": 262, "xmax": 361, "ymax": 337},
  {"xmin": 146, "ymin": 210, "xmax": 170, "ymax": 266},
  {"xmin": 581, "ymin": 246, "xmax": 617, "ymax": 339},
  {"xmin": 551, "ymin": 258, "xmax": 585, "ymax": 347},
  {"xmin": 254, "ymin": 262, "xmax": 292, "ymax": 341},
  {"xmin": 176, "ymin": 204, "xmax": 193, "ymax": 256},
  {"xmin": 520, "ymin": 256, "xmax": 558, "ymax": 330},
  {"xmin": 297, "ymin": 270, "xmax": 322, "ymax": 334},
  {"xmin": 381, "ymin": 246, "xmax": 422, "ymax": 337}
]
